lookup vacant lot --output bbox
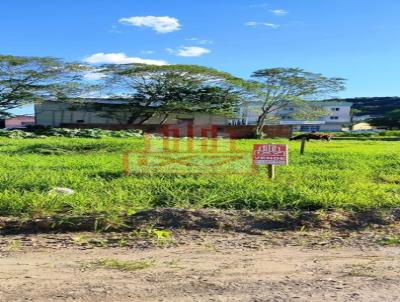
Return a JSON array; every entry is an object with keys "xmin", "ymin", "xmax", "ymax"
[
  {"xmin": 0, "ymin": 137, "xmax": 398, "ymax": 218},
  {"xmin": 1, "ymin": 137, "xmax": 400, "ymax": 302}
]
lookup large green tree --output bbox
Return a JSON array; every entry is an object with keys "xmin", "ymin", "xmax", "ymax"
[
  {"xmin": 369, "ymin": 109, "xmax": 400, "ymax": 130},
  {"xmin": 101, "ymin": 64, "xmax": 248, "ymax": 125},
  {"xmin": 250, "ymin": 68, "xmax": 346, "ymax": 137},
  {"xmin": 0, "ymin": 55, "xmax": 86, "ymax": 117}
]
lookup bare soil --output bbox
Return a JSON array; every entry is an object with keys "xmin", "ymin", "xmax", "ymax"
[
  {"xmin": 3, "ymin": 208, "xmax": 400, "ymax": 235},
  {"xmin": 1, "ymin": 227, "xmax": 400, "ymax": 302}
]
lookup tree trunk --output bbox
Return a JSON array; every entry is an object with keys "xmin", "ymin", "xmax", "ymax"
[
  {"xmin": 254, "ymin": 111, "xmax": 268, "ymax": 138},
  {"xmin": 127, "ymin": 113, "xmax": 154, "ymax": 125}
]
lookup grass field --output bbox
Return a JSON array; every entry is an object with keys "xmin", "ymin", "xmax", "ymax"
[{"xmin": 0, "ymin": 137, "xmax": 399, "ymax": 218}]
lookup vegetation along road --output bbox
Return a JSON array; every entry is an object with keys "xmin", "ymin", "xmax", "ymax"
[{"xmin": 0, "ymin": 136, "xmax": 399, "ymax": 217}]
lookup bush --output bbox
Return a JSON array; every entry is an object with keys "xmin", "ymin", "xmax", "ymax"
[
  {"xmin": 378, "ymin": 130, "xmax": 400, "ymax": 137},
  {"xmin": 0, "ymin": 128, "xmax": 144, "ymax": 139},
  {"xmin": 333, "ymin": 132, "xmax": 376, "ymax": 137},
  {"xmin": 0, "ymin": 130, "xmax": 38, "ymax": 138},
  {"xmin": 293, "ymin": 131, "xmax": 400, "ymax": 138}
]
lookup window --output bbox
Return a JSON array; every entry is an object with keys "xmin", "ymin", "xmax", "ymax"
[
  {"xmin": 330, "ymin": 116, "xmax": 339, "ymax": 120},
  {"xmin": 331, "ymin": 107, "xmax": 340, "ymax": 111},
  {"xmin": 300, "ymin": 125, "xmax": 320, "ymax": 132}
]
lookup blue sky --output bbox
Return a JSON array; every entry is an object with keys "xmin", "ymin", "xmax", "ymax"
[{"xmin": 2, "ymin": 0, "xmax": 400, "ymax": 109}]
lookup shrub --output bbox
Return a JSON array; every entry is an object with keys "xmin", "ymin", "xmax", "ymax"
[{"xmin": 0, "ymin": 128, "xmax": 144, "ymax": 139}]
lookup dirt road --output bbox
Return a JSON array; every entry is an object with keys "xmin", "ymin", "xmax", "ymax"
[{"xmin": 1, "ymin": 230, "xmax": 400, "ymax": 302}]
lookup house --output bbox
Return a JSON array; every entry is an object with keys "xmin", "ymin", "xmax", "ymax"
[
  {"xmin": 34, "ymin": 99, "xmax": 292, "ymax": 138},
  {"xmin": 35, "ymin": 99, "xmax": 230, "ymax": 128},
  {"xmin": 0, "ymin": 115, "xmax": 35, "ymax": 129},
  {"xmin": 237, "ymin": 101, "xmax": 352, "ymax": 132},
  {"xmin": 35, "ymin": 99, "xmax": 352, "ymax": 134}
]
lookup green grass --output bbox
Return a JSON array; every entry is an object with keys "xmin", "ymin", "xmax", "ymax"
[
  {"xmin": 0, "ymin": 136, "xmax": 399, "ymax": 217},
  {"xmin": 379, "ymin": 236, "xmax": 400, "ymax": 246},
  {"xmin": 89, "ymin": 258, "xmax": 155, "ymax": 271}
]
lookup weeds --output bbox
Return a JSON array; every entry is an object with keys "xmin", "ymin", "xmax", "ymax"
[
  {"xmin": 130, "ymin": 227, "xmax": 174, "ymax": 246},
  {"xmin": 72, "ymin": 235, "xmax": 108, "ymax": 247},
  {"xmin": 4, "ymin": 240, "xmax": 22, "ymax": 252},
  {"xmin": 379, "ymin": 236, "xmax": 400, "ymax": 246},
  {"xmin": 88, "ymin": 258, "xmax": 155, "ymax": 271},
  {"xmin": 0, "ymin": 137, "xmax": 398, "ymax": 217}
]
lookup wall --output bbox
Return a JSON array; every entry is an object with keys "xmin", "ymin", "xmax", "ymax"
[
  {"xmin": 36, "ymin": 101, "xmax": 292, "ymax": 137},
  {"xmin": 59, "ymin": 123, "xmax": 292, "ymax": 138},
  {"xmin": 319, "ymin": 124, "xmax": 345, "ymax": 131},
  {"xmin": 4, "ymin": 116, "xmax": 35, "ymax": 128},
  {"xmin": 321, "ymin": 105, "xmax": 351, "ymax": 123},
  {"xmin": 35, "ymin": 102, "xmax": 229, "ymax": 127}
]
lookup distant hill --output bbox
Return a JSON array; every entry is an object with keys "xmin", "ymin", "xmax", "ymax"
[{"xmin": 328, "ymin": 97, "xmax": 400, "ymax": 116}]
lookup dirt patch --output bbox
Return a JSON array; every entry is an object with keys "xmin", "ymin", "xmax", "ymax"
[
  {"xmin": 1, "ymin": 229, "xmax": 400, "ymax": 302},
  {"xmin": 2, "ymin": 208, "xmax": 400, "ymax": 235}
]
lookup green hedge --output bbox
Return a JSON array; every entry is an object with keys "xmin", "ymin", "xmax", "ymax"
[
  {"xmin": 0, "ymin": 128, "xmax": 144, "ymax": 139},
  {"xmin": 293, "ymin": 131, "xmax": 400, "ymax": 138}
]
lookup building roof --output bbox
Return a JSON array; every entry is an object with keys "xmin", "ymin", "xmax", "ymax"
[
  {"xmin": 43, "ymin": 98, "xmax": 131, "ymax": 105},
  {"xmin": 318, "ymin": 101, "xmax": 353, "ymax": 106},
  {"xmin": 6, "ymin": 115, "xmax": 34, "ymax": 120}
]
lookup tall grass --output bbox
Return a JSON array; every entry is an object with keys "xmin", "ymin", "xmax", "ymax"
[{"xmin": 0, "ymin": 137, "xmax": 399, "ymax": 217}]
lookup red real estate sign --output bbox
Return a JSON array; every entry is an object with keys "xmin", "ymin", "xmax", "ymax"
[{"xmin": 253, "ymin": 144, "xmax": 288, "ymax": 166}]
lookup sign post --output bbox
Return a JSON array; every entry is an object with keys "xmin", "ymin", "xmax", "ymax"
[
  {"xmin": 300, "ymin": 138, "xmax": 306, "ymax": 155},
  {"xmin": 253, "ymin": 144, "xmax": 288, "ymax": 179},
  {"xmin": 267, "ymin": 164, "xmax": 275, "ymax": 179}
]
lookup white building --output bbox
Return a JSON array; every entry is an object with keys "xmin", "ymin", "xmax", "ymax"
[
  {"xmin": 35, "ymin": 99, "xmax": 229, "ymax": 127},
  {"xmin": 236, "ymin": 101, "xmax": 352, "ymax": 132}
]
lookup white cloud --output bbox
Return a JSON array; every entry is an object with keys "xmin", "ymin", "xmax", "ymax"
[
  {"xmin": 245, "ymin": 21, "xmax": 258, "ymax": 27},
  {"xmin": 83, "ymin": 53, "xmax": 168, "ymax": 65},
  {"xmin": 270, "ymin": 9, "xmax": 288, "ymax": 16},
  {"xmin": 118, "ymin": 16, "xmax": 181, "ymax": 33},
  {"xmin": 186, "ymin": 38, "xmax": 213, "ymax": 45},
  {"xmin": 245, "ymin": 21, "xmax": 280, "ymax": 29},
  {"xmin": 263, "ymin": 23, "xmax": 280, "ymax": 28},
  {"xmin": 166, "ymin": 46, "xmax": 211, "ymax": 57},
  {"xmin": 141, "ymin": 50, "xmax": 155, "ymax": 55}
]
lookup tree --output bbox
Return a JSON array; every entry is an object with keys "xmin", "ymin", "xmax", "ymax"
[
  {"xmin": 249, "ymin": 68, "xmax": 346, "ymax": 137},
  {"xmin": 0, "ymin": 55, "xmax": 86, "ymax": 117},
  {"xmin": 101, "ymin": 64, "xmax": 248, "ymax": 125},
  {"xmin": 369, "ymin": 109, "xmax": 400, "ymax": 130}
]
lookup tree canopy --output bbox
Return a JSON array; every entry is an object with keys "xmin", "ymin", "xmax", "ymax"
[
  {"xmin": 329, "ymin": 97, "xmax": 400, "ymax": 117},
  {"xmin": 0, "ymin": 56, "xmax": 350, "ymax": 134},
  {"xmin": 249, "ymin": 68, "xmax": 346, "ymax": 136},
  {"xmin": 101, "ymin": 64, "xmax": 249, "ymax": 124},
  {"xmin": 0, "ymin": 55, "xmax": 86, "ymax": 117},
  {"xmin": 369, "ymin": 109, "xmax": 400, "ymax": 130}
]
